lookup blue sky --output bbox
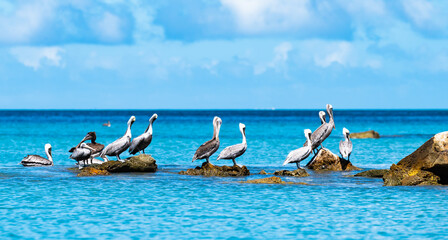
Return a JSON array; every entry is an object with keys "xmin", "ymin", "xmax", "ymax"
[{"xmin": 0, "ymin": 0, "xmax": 448, "ymax": 109}]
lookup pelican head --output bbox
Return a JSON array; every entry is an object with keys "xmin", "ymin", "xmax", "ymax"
[
  {"xmin": 239, "ymin": 123, "xmax": 246, "ymax": 131},
  {"xmin": 128, "ymin": 116, "xmax": 136, "ymax": 125},
  {"xmin": 79, "ymin": 143, "xmax": 95, "ymax": 151},
  {"xmin": 45, "ymin": 143, "xmax": 52, "ymax": 155},
  {"xmin": 326, "ymin": 104, "xmax": 335, "ymax": 129},
  {"xmin": 81, "ymin": 132, "xmax": 96, "ymax": 142},
  {"xmin": 319, "ymin": 111, "xmax": 326, "ymax": 124},
  {"xmin": 213, "ymin": 116, "xmax": 222, "ymax": 127},
  {"xmin": 150, "ymin": 113, "xmax": 158, "ymax": 122},
  {"xmin": 343, "ymin": 127, "xmax": 350, "ymax": 138},
  {"xmin": 304, "ymin": 129, "xmax": 312, "ymax": 140}
]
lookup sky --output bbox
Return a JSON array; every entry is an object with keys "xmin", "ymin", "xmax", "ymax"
[{"xmin": 0, "ymin": 0, "xmax": 448, "ymax": 109}]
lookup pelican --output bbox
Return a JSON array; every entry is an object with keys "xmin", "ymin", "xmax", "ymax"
[
  {"xmin": 100, "ymin": 116, "xmax": 136, "ymax": 162},
  {"xmin": 305, "ymin": 104, "xmax": 335, "ymax": 153},
  {"xmin": 20, "ymin": 144, "xmax": 53, "ymax": 166},
  {"xmin": 217, "ymin": 123, "xmax": 247, "ymax": 166},
  {"xmin": 103, "ymin": 121, "xmax": 111, "ymax": 127},
  {"xmin": 283, "ymin": 129, "xmax": 312, "ymax": 169},
  {"xmin": 69, "ymin": 132, "xmax": 104, "ymax": 163},
  {"xmin": 129, "ymin": 113, "xmax": 158, "ymax": 155},
  {"xmin": 70, "ymin": 143, "xmax": 96, "ymax": 168},
  {"xmin": 319, "ymin": 111, "xmax": 326, "ymax": 124},
  {"xmin": 192, "ymin": 116, "xmax": 222, "ymax": 164},
  {"xmin": 339, "ymin": 127, "xmax": 353, "ymax": 160}
]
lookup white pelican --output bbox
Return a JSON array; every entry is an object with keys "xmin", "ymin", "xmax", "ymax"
[
  {"xmin": 129, "ymin": 113, "xmax": 158, "ymax": 155},
  {"xmin": 284, "ymin": 129, "xmax": 312, "ymax": 169},
  {"xmin": 339, "ymin": 127, "xmax": 353, "ymax": 160},
  {"xmin": 192, "ymin": 116, "xmax": 222, "ymax": 164},
  {"xmin": 20, "ymin": 144, "xmax": 53, "ymax": 167},
  {"xmin": 100, "ymin": 116, "xmax": 136, "ymax": 162},
  {"xmin": 217, "ymin": 123, "xmax": 247, "ymax": 166},
  {"xmin": 70, "ymin": 143, "xmax": 96, "ymax": 168}
]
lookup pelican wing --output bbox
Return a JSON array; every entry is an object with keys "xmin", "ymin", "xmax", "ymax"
[
  {"xmin": 283, "ymin": 146, "xmax": 312, "ymax": 165},
  {"xmin": 129, "ymin": 134, "xmax": 152, "ymax": 155},
  {"xmin": 70, "ymin": 148, "xmax": 91, "ymax": 161},
  {"xmin": 102, "ymin": 136, "xmax": 131, "ymax": 157},
  {"xmin": 304, "ymin": 123, "xmax": 331, "ymax": 149},
  {"xmin": 217, "ymin": 143, "xmax": 247, "ymax": 160},
  {"xmin": 88, "ymin": 143, "xmax": 104, "ymax": 155},
  {"xmin": 193, "ymin": 139, "xmax": 219, "ymax": 160},
  {"xmin": 20, "ymin": 155, "xmax": 52, "ymax": 166}
]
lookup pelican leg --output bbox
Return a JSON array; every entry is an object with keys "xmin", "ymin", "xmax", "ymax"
[
  {"xmin": 296, "ymin": 162, "xmax": 300, "ymax": 169},
  {"xmin": 117, "ymin": 155, "xmax": 124, "ymax": 162},
  {"xmin": 206, "ymin": 157, "xmax": 210, "ymax": 163},
  {"xmin": 142, "ymin": 149, "xmax": 145, "ymax": 154},
  {"xmin": 101, "ymin": 154, "xmax": 109, "ymax": 162},
  {"xmin": 232, "ymin": 159, "xmax": 237, "ymax": 166}
]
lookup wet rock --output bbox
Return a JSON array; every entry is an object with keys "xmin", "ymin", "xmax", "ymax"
[
  {"xmin": 350, "ymin": 130, "xmax": 380, "ymax": 139},
  {"xmin": 240, "ymin": 176, "xmax": 307, "ymax": 185},
  {"xmin": 354, "ymin": 169, "xmax": 389, "ymax": 178},
  {"xmin": 259, "ymin": 170, "xmax": 268, "ymax": 175},
  {"xmin": 76, "ymin": 154, "xmax": 157, "ymax": 176},
  {"xmin": 77, "ymin": 167, "xmax": 110, "ymax": 177},
  {"xmin": 179, "ymin": 162, "xmax": 250, "ymax": 177},
  {"xmin": 306, "ymin": 148, "xmax": 361, "ymax": 171},
  {"xmin": 274, "ymin": 168, "xmax": 310, "ymax": 177},
  {"xmin": 383, "ymin": 132, "xmax": 448, "ymax": 186}
]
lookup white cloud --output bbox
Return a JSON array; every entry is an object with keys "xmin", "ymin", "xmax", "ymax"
[
  {"xmin": 255, "ymin": 42, "xmax": 292, "ymax": 75},
  {"xmin": 221, "ymin": 0, "xmax": 311, "ymax": 34},
  {"xmin": 10, "ymin": 47, "xmax": 64, "ymax": 70},
  {"xmin": 92, "ymin": 12, "xmax": 125, "ymax": 43}
]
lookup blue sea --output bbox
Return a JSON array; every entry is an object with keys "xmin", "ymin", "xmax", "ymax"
[{"xmin": 1, "ymin": 110, "xmax": 448, "ymax": 239}]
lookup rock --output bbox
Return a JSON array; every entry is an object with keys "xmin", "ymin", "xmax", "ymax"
[
  {"xmin": 240, "ymin": 176, "xmax": 307, "ymax": 185},
  {"xmin": 306, "ymin": 148, "xmax": 361, "ymax": 171},
  {"xmin": 96, "ymin": 154, "xmax": 158, "ymax": 173},
  {"xmin": 179, "ymin": 162, "xmax": 250, "ymax": 177},
  {"xmin": 77, "ymin": 167, "xmax": 110, "ymax": 177},
  {"xmin": 259, "ymin": 170, "xmax": 268, "ymax": 175},
  {"xmin": 350, "ymin": 130, "xmax": 380, "ymax": 139},
  {"xmin": 354, "ymin": 169, "xmax": 389, "ymax": 178},
  {"xmin": 383, "ymin": 131, "xmax": 448, "ymax": 186},
  {"xmin": 274, "ymin": 168, "xmax": 310, "ymax": 177},
  {"xmin": 76, "ymin": 154, "xmax": 157, "ymax": 177}
]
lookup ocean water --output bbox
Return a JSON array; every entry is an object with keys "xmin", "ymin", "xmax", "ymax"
[{"xmin": 1, "ymin": 110, "xmax": 448, "ymax": 239}]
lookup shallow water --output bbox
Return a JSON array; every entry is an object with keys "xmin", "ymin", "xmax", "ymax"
[{"xmin": 1, "ymin": 110, "xmax": 448, "ymax": 239}]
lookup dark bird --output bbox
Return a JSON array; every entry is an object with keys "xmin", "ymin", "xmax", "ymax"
[
  {"xmin": 70, "ymin": 143, "xmax": 96, "ymax": 168},
  {"xmin": 69, "ymin": 132, "xmax": 104, "ymax": 162},
  {"xmin": 192, "ymin": 116, "xmax": 222, "ymax": 164},
  {"xmin": 129, "ymin": 113, "xmax": 158, "ymax": 155},
  {"xmin": 20, "ymin": 144, "xmax": 53, "ymax": 167}
]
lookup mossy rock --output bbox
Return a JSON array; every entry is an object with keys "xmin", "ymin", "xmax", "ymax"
[
  {"xmin": 306, "ymin": 148, "xmax": 361, "ymax": 171},
  {"xmin": 240, "ymin": 176, "xmax": 308, "ymax": 185},
  {"xmin": 350, "ymin": 130, "xmax": 380, "ymax": 139},
  {"xmin": 274, "ymin": 169, "xmax": 310, "ymax": 177},
  {"xmin": 179, "ymin": 162, "xmax": 250, "ymax": 177},
  {"xmin": 354, "ymin": 169, "xmax": 389, "ymax": 178}
]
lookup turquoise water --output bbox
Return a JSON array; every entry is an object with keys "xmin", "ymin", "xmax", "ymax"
[{"xmin": 1, "ymin": 110, "xmax": 448, "ymax": 239}]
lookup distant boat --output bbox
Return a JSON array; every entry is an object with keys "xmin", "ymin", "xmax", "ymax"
[{"xmin": 103, "ymin": 121, "xmax": 111, "ymax": 127}]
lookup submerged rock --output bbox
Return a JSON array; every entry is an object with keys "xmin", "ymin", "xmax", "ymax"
[
  {"xmin": 274, "ymin": 168, "xmax": 310, "ymax": 177},
  {"xmin": 306, "ymin": 148, "xmax": 361, "ymax": 171},
  {"xmin": 350, "ymin": 130, "xmax": 380, "ymax": 139},
  {"xmin": 240, "ymin": 176, "xmax": 307, "ymax": 185},
  {"xmin": 383, "ymin": 131, "xmax": 448, "ymax": 186},
  {"xmin": 179, "ymin": 162, "xmax": 250, "ymax": 177},
  {"xmin": 77, "ymin": 154, "xmax": 157, "ymax": 176},
  {"xmin": 354, "ymin": 169, "xmax": 389, "ymax": 178}
]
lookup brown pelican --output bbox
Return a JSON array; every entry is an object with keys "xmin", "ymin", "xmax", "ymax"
[
  {"xmin": 319, "ymin": 111, "xmax": 326, "ymax": 124},
  {"xmin": 129, "ymin": 113, "xmax": 158, "ymax": 155},
  {"xmin": 100, "ymin": 116, "xmax": 136, "ymax": 162},
  {"xmin": 283, "ymin": 129, "xmax": 312, "ymax": 169},
  {"xmin": 192, "ymin": 116, "xmax": 222, "ymax": 164},
  {"xmin": 20, "ymin": 144, "xmax": 53, "ymax": 166},
  {"xmin": 217, "ymin": 123, "xmax": 247, "ymax": 166},
  {"xmin": 339, "ymin": 127, "xmax": 353, "ymax": 160},
  {"xmin": 70, "ymin": 143, "xmax": 96, "ymax": 168},
  {"xmin": 305, "ymin": 104, "xmax": 335, "ymax": 153},
  {"xmin": 103, "ymin": 121, "xmax": 111, "ymax": 127},
  {"xmin": 69, "ymin": 132, "xmax": 104, "ymax": 163}
]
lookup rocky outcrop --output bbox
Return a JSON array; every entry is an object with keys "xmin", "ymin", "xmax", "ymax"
[
  {"xmin": 259, "ymin": 170, "xmax": 268, "ymax": 175},
  {"xmin": 274, "ymin": 168, "xmax": 310, "ymax": 177},
  {"xmin": 179, "ymin": 162, "xmax": 250, "ymax": 177},
  {"xmin": 354, "ymin": 169, "xmax": 389, "ymax": 178},
  {"xmin": 240, "ymin": 176, "xmax": 307, "ymax": 185},
  {"xmin": 306, "ymin": 148, "xmax": 361, "ymax": 171},
  {"xmin": 383, "ymin": 131, "xmax": 448, "ymax": 186},
  {"xmin": 76, "ymin": 154, "xmax": 157, "ymax": 176},
  {"xmin": 350, "ymin": 130, "xmax": 380, "ymax": 139}
]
